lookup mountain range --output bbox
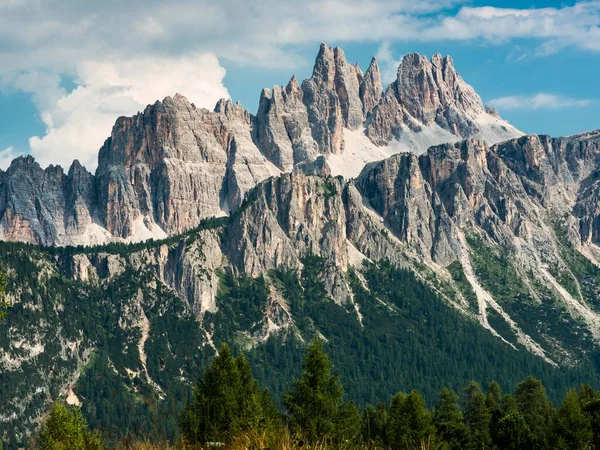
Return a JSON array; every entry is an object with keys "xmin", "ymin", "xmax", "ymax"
[{"xmin": 1, "ymin": 44, "xmax": 599, "ymax": 447}]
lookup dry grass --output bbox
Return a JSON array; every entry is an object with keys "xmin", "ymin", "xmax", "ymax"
[{"xmin": 113, "ymin": 432, "xmax": 438, "ymax": 450}]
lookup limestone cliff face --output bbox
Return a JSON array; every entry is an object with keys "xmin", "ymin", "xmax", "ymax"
[
  {"xmin": 359, "ymin": 57, "xmax": 383, "ymax": 116},
  {"xmin": 0, "ymin": 156, "xmax": 98, "ymax": 245},
  {"xmin": 366, "ymin": 53, "xmax": 521, "ymax": 147},
  {"xmin": 3, "ymin": 133, "xmax": 600, "ymax": 447},
  {"xmin": 357, "ymin": 132, "xmax": 600, "ymax": 267},
  {"xmin": 96, "ymin": 95, "xmax": 279, "ymax": 239},
  {"xmin": 0, "ymin": 44, "xmax": 525, "ymax": 246},
  {"xmin": 255, "ymin": 44, "xmax": 369, "ymax": 171}
]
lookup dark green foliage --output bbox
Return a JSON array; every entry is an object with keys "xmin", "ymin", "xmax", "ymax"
[
  {"xmin": 463, "ymin": 382, "xmax": 491, "ymax": 449},
  {"xmin": 284, "ymin": 338, "xmax": 344, "ymax": 443},
  {"xmin": 433, "ymin": 388, "xmax": 469, "ymax": 450},
  {"xmin": 204, "ymin": 271, "xmax": 269, "ymax": 346},
  {"xmin": 48, "ymin": 216, "xmax": 228, "ymax": 257},
  {"xmin": 180, "ymin": 344, "xmax": 280, "ymax": 445},
  {"xmin": 38, "ymin": 402, "xmax": 103, "ymax": 450},
  {"xmin": 467, "ymin": 234, "xmax": 597, "ymax": 362},
  {"xmin": 361, "ymin": 403, "xmax": 389, "ymax": 446},
  {"xmin": 27, "ymin": 340, "xmax": 600, "ymax": 450},
  {"xmin": 3, "ymin": 222, "xmax": 600, "ymax": 448},
  {"xmin": 553, "ymin": 389, "xmax": 592, "ymax": 449},
  {"xmin": 495, "ymin": 412, "xmax": 534, "ymax": 450},
  {"xmin": 388, "ymin": 390, "xmax": 435, "ymax": 450},
  {"xmin": 578, "ymin": 385, "xmax": 600, "ymax": 448},
  {"xmin": 514, "ymin": 376, "xmax": 554, "ymax": 448},
  {"xmin": 466, "ymin": 234, "xmax": 530, "ymax": 305},
  {"xmin": 334, "ymin": 401, "xmax": 362, "ymax": 443},
  {"xmin": 213, "ymin": 256, "xmax": 600, "ymax": 423},
  {"xmin": 552, "ymin": 222, "xmax": 600, "ymax": 310},
  {"xmin": 446, "ymin": 260, "xmax": 478, "ymax": 309}
]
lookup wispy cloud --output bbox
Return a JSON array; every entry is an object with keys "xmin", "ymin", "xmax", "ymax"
[
  {"xmin": 0, "ymin": 146, "xmax": 19, "ymax": 169},
  {"xmin": 1, "ymin": 0, "xmax": 599, "ymax": 168},
  {"xmin": 24, "ymin": 54, "xmax": 229, "ymax": 171},
  {"xmin": 489, "ymin": 93, "xmax": 594, "ymax": 111},
  {"xmin": 2, "ymin": 1, "xmax": 600, "ymax": 77},
  {"xmin": 427, "ymin": 2, "xmax": 600, "ymax": 54}
]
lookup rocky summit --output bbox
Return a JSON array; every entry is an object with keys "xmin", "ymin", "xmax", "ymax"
[
  {"xmin": 2, "ymin": 44, "xmax": 600, "ymax": 447},
  {"xmin": 0, "ymin": 44, "xmax": 521, "ymax": 247}
]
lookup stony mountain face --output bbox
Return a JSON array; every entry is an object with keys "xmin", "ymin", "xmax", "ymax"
[
  {"xmin": 0, "ymin": 44, "xmax": 521, "ymax": 247},
  {"xmin": 3, "ymin": 43, "xmax": 600, "ymax": 447},
  {"xmin": 255, "ymin": 45, "xmax": 369, "ymax": 171},
  {"xmin": 365, "ymin": 53, "xmax": 521, "ymax": 147},
  {"xmin": 2, "ymin": 131, "xmax": 600, "ymax": 446},
  {"xmin": 0, "ymin": 156, "xmax": 101, "ymax": 245},
  {"xmin": 96, "ymin": 95, "xmax": 280, "ymax": 239}
]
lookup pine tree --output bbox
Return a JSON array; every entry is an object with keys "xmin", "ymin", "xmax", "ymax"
[
  {"xmin": 433, "ymin": 388, "xmax": 469, "ymax": 450},
  {"xmin": 334, "ymin": 400, "xmax": 362, "ymax": 443},
  {"xmin": 388, "ymin": 390, "xmax": 435, "ymax": 450},
  {"xmin": 463, "ymin": 381, "xmax": 491, "ymax": 449},
  {"xmin": 553, "ymin": 389, "xmax": 592, "ymax": 449},
  {"xmin": 362, "ymin": 403, "xmax": 389, "ymax": 446},
  {"xmin": 38, "ymin": 402, "xmax": 103, "ymax": 450},
  {"xmin": 514, "ymin": 376, "xmax": 553, "ymax": 448},
  {"xmin": 495, "ymin": 412, "xmax": 533, "ymax": 450},
  {"xmin": 579, "ymin": 385, "xmax": 600, "ymax": 449},
  {"xmin": 179, "ymin": 344, "xmax": 278, "ymax": 445},
  {"xmin": 284, "ymin": 338, "xmax": 344, "ymax": 443},
  {"xmin": 486, "ymin": 381, "xmax": 502, "ymax": 445},
  {"xmin": 500, "ymin": 393, "xmax": 517, "ymax": 415}
]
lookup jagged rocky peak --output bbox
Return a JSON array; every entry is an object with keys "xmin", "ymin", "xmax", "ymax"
[
  {"xmin": 256, "ymin": 43, "xmax": 372, "ymax": 170},
  {"xmin": 0, "ymin": 155, "xmax": 98, "ymax": 245},
  {"xmin": 0, "ymin": 43, "xmax": 526, "ymax": 246},
  {"xmin": 395, "ymin": 52, "xmax": 481, "ymax": 126},
  {"xmin": 366, "ymin": 51, "xmax": 522, "ymax": 147},
  {"xmin": 359, "ymin": 57, "xmax": 383, "ymax": 115}
]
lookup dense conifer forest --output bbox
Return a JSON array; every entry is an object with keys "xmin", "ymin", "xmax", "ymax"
[
  {"xmin": 0, "ymin": 228, "xmax": 599, "ymax": 448},
  {"xmin": 25, "ymin": 340, "xmax": 600, "ymax": 450}
]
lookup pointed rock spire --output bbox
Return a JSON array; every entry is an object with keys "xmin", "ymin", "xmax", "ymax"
[{"xmin": 360, "ymin": 57, "xmax": 383, "ymax": 115}]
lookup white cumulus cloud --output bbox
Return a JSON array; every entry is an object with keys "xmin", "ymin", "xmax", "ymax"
[
  {"xmin": 1, "ymin": 0, "xmax": 600, "ymax": 169},
  {"xmin": 489, "ymin": 93, "xmax": 594, "ymax": 111},
  {"xmin": 22, "ymin": 54, "xmax": 228, "ymax": 171},
  {"xmin": 0, "ymin": 146, "xmax": 19, "ymax": 169}
]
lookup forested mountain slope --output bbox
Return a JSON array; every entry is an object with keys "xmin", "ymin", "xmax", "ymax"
[{"xmin": 1, "ymin": 44, "xmax": 599, "ymax": 448}]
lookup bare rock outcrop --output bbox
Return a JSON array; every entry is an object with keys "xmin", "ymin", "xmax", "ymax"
[{"xmin": 0, "ymin": 44, "xmax": 524, "ymax": 246}]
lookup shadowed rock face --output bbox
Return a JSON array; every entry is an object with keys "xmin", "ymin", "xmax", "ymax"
[
  {"xmin": 3, "ymin": 132, "xmax": 600, "ymax": 447},
  {"xmin": 365, "ymin": 53, "xmax": 520, "ymax": 146},
  {"xmin": 0, "ymin": 156, "xmax": 98, "ymax": 245},
  {"xmin": 0, "ymin": 44, "xmax": 522, "ymax": 246},
  {"xmin": 357, "ymin": 132, "xmax": 600, "ymax": 265}
]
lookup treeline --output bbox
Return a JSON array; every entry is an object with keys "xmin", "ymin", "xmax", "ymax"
[{"xmin": 29, "ymin": 339, "xmax": 600, "ymax": 450}]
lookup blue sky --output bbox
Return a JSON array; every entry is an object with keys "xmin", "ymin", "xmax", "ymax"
[{"xmin": 0, "ymin": 0, "xmax": 598, "ymax": 170}]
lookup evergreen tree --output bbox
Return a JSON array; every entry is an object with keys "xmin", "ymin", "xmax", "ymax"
[
  {"xmin": 433, "ymin": 388, "xmax": 469, "ymax": 450},
  {"xmin": 579, "ymin": 385, "xmax": 600, "ymax": 449},
  {"xmin": 500, "ymin": 393, "xmax": 517, "ymax": 415},
  {"xmin": 361, "ymin": 403, "xmax": 389, "ymax": 446},
  {"xmin": 463, "ymin": 381, "xmax": 491, "ymax": 449},
  {"xmin": 486, "ymin": 381, "xmax": 502, "ymax": 445},
  {"xmin": 334, "ymin": 400, "xmax": 362, "ymax": 443},
  {"xmin": 553, "ymin": 389, "xmax": 592, "ymax": 449},
  {"xmin": 284, "ymin": 338, "xmax": 344, "ymax": 443},
  {"xmin": 495, "ymin": 412, "xmax": 533, "ymax": 450},
  {"xmin": 0, "ymin": 272, "xmax": 8, "ymax": 323},
  {"xmin": 179, "ymin": 344, "xmax": 278, "ymax": 445},
  {"xmin": 388, "ymin": 390, "xmax": 435, "ymax": 450},
  {"xmin": 514, "ymin": 376, "xmax": 553, "ymax": 448},
  {"xmin": 38, "ymin": 402, "xmax": 103, "ymax": 450}
]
